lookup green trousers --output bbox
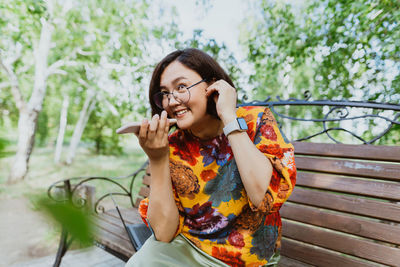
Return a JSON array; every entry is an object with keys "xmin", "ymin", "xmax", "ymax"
[{"xmin": 125, "ymin": 234, "xmax": 280, "ymax": 267}]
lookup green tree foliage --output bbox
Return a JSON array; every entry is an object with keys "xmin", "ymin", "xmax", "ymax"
[
  {"xmin": 84, "ymin": 101, "xmax": 125, "ymax": 155},
  {"xmin": 0, "ymin": 90, "xmax": 17, "ymax": 126},
  {"xmin": 1, "ymin": 0, "xmax": 167, "ymax": 159},
  {"xmin": 240, "ymin": 0, "xmax": 399, "ymax": 144},
  {"xmin": 241, "ymin": 0, "xmax": 400, "ymax": 102},
  {"xmin": 1, "ymin": 0, "xmax": 241, "ymax": 162},
  {"xmin": 177, "ymin": 29, "xmax": 244, "ymax": 98},
  {"xmin": 0, "ymin": 137, "xmax": 9, "ymax": 158},
  {"xmin": 36, "ymin": 111, "xmax": 49, "ymax": 147}
]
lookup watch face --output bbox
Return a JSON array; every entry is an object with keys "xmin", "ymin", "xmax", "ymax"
[{"xmin": 237, "ymin": 118, "xmax": 248, "ymax": 130}]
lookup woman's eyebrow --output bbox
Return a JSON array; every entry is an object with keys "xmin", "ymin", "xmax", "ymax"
[{"xmin": 160, "ymin": 76, "xmax": 188, "ymax": 90}]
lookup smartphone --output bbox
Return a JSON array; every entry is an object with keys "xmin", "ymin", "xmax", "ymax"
[{"xmin": 116, "ymin": 119, "xmax": 177, "ymax": 134}]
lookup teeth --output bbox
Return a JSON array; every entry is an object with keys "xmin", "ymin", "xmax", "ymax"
[{"xmin": 176, "ymin": 110, "xmax": 187, "ymax": 115}]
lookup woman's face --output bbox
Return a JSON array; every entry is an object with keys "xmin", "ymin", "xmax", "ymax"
[{"xmin": 159, "ymin": 60, "xmax": 211, "ymax": 131}]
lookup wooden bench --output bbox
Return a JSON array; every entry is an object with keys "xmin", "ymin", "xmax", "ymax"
[
  {"xmin": 49, "ymin": 99, "xmax": 400, "ymax": 266},
  {"xmin": 80, "ymin": 141, "xmax": 400, "ymax": 267},
  {"xmin": 279, "ymin": 142, "xmax": 400, "ymax": 267}
]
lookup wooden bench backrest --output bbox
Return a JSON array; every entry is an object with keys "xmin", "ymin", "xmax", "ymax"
[
  {"xmin": 280, "ymin": 142, "xmax": 400, "ymax": 267},
  {"xmin": 135, "ymin": 167, "xmax": 151, "ymax": 207},
  {"xmin": 134, "ymin": 143, "xmax": 400, "ymax": 266}
]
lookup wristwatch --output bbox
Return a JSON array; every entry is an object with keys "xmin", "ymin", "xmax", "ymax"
[{"xmin": 223, "ymin": 117, "xmax": 248, "ymax": 136}]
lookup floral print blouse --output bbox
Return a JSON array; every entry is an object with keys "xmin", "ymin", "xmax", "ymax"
[{"xmin": 139, "ymin": 106, "xmax": 297, "ymax": 266}]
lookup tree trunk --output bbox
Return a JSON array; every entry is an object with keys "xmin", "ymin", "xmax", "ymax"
[
  {"xmin": 66, "ymin": 90, "xmax": 96, "ymax": 165},
  {"xmin": 8, "ymin": 17, "xmax": 53, "ymax": 183},
  {"xmin": 8, "ymin": 109, "xmax": 38, "ymax": 183},
  {"xmin": 54, "ymin": 95, "xmax": 69, "ymax": 164}
]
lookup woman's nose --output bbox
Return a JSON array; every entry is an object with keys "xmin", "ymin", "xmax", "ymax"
[{"xmin": 168, "ymin": 94, "xmax": 180, "ymax": 106}]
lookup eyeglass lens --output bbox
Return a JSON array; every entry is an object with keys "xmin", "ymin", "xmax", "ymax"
[{"xmin": 154, "ymin": 89, "xmax": 189, "ymax": 109}]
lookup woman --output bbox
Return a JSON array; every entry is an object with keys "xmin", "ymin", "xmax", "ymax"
[{"xmin": 126, "ymin": 48, "xmax": 296, "ymax": 267}]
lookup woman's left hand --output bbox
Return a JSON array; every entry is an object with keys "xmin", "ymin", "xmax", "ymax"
[{"xmin": 205, "ymin": 79, "xmax": 237, "ymax": 124}]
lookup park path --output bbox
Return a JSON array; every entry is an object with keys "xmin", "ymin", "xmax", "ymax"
[
  {"xmin": 0, "ymin": 197, "xmax": 54, "ymax": 266},
  {"xmin": 9, "ymin": 246, "xmax": 124, "ymax": 267},
  {"xmin": 0, "ymin": 196, "xmax": 124, "ymax": 267}
]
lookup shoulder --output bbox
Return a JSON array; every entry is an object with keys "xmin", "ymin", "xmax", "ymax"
[
  {"xmin": 237, "ymin": 106, "xmax": 269, "ymax": 116},
  {"xmin": 237, "ymin": 106, "xmax": 273, "ymax": 124}
]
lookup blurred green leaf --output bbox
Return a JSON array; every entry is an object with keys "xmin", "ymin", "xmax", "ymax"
[{"xmin": 37, "ymin": 196, "xmax": 94, "ymax": 246}]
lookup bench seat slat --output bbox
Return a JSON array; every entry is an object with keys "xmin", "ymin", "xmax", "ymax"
[
  {"xmin": 93, "ymin": 215, "xmax": 132, "ymax": 243},
  {"xmin": 293, "ymin": 142, "xmax": 400, "ymax": 162},
  {"xmin": 94, "ymin": 233, "xmax": 133, "ymax": 260},
  {"xmin": 95, "ymin": 212, "xmax": 129, "ymax": 228},
  {"xmin": 105, "ymin": 208, "xmax": 143, "ymax": 224},
  {"xmin": 295, "ymin": 157, "xmax": 400, "ymax": 181},
  {"xmin": 280, "ymin": 203, "xmax": 400, "ymax": 245},
  {"xmin": 282, "ymin": 220, "xmax": 400, "ymax": 266},
  {"xmin": 92, "ymin": 208, "xmax": 143, "ymax": 262},
  {"xmin": 278, "ymin": 255, "xmax": 315, "ymax": 267},
  {"xmin": 281, "ymin": 238, "xmax": 377, "ymax": 267},
  {"xmin": 296, "ymin": 172, "xmax": 400, "ymax": 201},
  {"xmin": 288, "ymin": 188, "xmax": 400, "ymax": 222},
  {"xmin": 93, "ymin": 218, "xmax": 134, "ymax": 260},
  {"xmin": 96, "ymin": 211, "xmax": 140, "ymax": 232}
]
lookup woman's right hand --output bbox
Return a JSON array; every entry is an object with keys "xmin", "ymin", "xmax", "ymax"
[{"xmin": 136, "ymin": 110, "xmax": 170, "ymax": 162}]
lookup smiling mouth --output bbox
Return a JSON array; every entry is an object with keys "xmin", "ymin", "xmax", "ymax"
[{"xmin": 174, "ymin": 109, "xmax": 189, "ymax": 117}]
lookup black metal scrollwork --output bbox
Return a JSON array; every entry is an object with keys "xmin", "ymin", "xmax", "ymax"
[
  {"xmin": 47, "ymin": 161, "xmax": 148, "ymax": 213},
  {"xmin": 239, "ymin": 93, "xmax": 400, "ymax": 144}
]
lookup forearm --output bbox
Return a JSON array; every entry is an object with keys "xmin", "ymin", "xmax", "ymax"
[
  {"xmin": 147, "ymin": 157, "xmax": 179, "ymax": 242},
  {"xmin": 206, "ymin": 81, "xmax": 274, "ymax": 207},
  {"xmin": 227, "ymin": 131, "xmax": 273, "ymax": 206}
]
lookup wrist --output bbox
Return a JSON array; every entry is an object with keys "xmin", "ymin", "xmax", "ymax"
[
  {"xmin": 149, "ymin": 154, "xmax": 169, "ymax": 165},
  {"xmin": 221, "ymin": 113, "xmax": 237, "ymax": 126},
  {"xmin": 223, "ymin": 117, "xmax": 248, "ymax": 137}
]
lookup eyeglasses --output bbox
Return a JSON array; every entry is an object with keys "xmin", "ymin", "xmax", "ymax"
[{"xmin": 153, "ymin": 79, "xmax": 206, "ymax": 109}]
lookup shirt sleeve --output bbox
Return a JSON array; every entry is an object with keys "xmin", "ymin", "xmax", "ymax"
[{"xmin": 239, "ymin": 107, "xmax": 297, "ymax": 214}]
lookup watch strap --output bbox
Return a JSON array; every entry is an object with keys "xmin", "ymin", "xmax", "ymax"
[{"xmin": 223, "ymin": 117, "xmax": 247, "ymax": 136}]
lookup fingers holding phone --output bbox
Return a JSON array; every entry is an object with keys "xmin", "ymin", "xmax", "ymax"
[
  {"xmin": 117, "ymin": 111, "xmax": 176, "ymax": 161},
  {"xmin": 137, "ymin": 118, "xmax": 149, "ymax": 140},
  {"xmin": 147, "ymin": 114, "xmax": 159, "ymax": 140},
  {"xmin": 158, "ymin": 109, "xmax": 171, "ymax": 138}
]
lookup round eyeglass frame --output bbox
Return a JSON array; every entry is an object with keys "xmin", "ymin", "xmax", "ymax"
[{"xmin": 153, "ymin": 78, "xmax": 207, "ymax": 109}]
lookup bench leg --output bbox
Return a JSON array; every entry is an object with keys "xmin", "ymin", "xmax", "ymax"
[{"xmin": 53, "ymin": 227, "xmax": 69, "ymax": 267}]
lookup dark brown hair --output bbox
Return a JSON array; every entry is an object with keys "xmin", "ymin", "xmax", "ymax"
[{"xmin": 149, "ymin": 48, "xmax": 234, "ymax": 117}]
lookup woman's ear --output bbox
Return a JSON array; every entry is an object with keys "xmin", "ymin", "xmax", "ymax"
[{"xmin": 205, "ymin": 77, "xmax": 216, "ymax": 89}]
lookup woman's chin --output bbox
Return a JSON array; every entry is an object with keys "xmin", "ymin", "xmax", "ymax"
[
  {"xmin": 177, "ymin": 121, "xmax": 190, "ymax": 130},
  {"xmin": 176, "ymin": 116, "xmax": 194, "ymax": 130}
]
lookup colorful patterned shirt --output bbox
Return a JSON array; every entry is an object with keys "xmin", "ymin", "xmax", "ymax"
[{"xmin": 139, "ymin": 106, "xmax": 297, "ymax": 266}]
